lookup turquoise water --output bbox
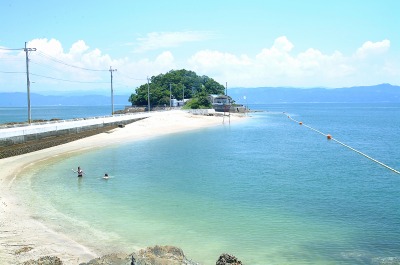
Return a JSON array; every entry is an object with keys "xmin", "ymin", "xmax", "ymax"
[{"xmin": 13, "ymin": 103, "xmax": 400, "ymax": 264}]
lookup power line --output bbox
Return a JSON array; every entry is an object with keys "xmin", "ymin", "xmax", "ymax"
[
  {"xmin": 0, "ymin": 70, "xmax": 109, "ymax": 84},
  {"xmin": 30, "ymin": 72, "xmax": 109, "ymax": 83},
  {"xmin": 35, "ymin": 51, "xmax": 109, "ymax": 72},
  {"xmin": 0, "ymin": 47, "xmax": 24, "ymax": 51},
  {"xmin": 0, "ymin": 71, "xmax": 25, "ymax": 74},
  {"xmin": 1, "ymin": 46, "xmax": 149, "ymax": 92},
  {"xmin": 0, "ymin": 58, "xmax": 25, "ymax": 62},
  {"xmin": 30, "ymin": 58, "xmax": 109, "ymax": 84},
  {"xmin": 30, "ymin": 60, "xmax": 67, "ymax": 72},
  {"xmin": 116, "ymin": 71, "xmax": 147, "ymax": 81}
]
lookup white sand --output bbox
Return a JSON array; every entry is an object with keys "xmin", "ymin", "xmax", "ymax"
[{"xmin": 0, "ymin": 110, "xmax": 245, "ymax": 264}]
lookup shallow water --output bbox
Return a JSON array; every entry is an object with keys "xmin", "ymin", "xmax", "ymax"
[{"xmin": 13, "ymin": 103, "xmax": 400, "ymax": 264}]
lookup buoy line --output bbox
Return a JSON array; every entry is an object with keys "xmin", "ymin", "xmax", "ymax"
[{"xmin": 283, "ymin": 112, "xmax": 400, "ymax": 175}]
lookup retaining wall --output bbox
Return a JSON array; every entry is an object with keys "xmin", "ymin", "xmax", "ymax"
[
  {"xmin": 0, "ymin": 113, "xmax": 149, "ymax": 147},
  {"xmin": 187, "ymin": 109, "xmax": 216, "ymax": 116}
]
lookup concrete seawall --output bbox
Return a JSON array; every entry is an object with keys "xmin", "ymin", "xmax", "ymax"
[{"xmin": 0, "ymin": 113, "xmax": 149, "ymax": 147}]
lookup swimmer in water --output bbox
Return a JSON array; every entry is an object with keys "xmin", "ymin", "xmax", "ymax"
[{"xmin": 72, "ymin": 166, "xmax": 84, "ymax": 177}]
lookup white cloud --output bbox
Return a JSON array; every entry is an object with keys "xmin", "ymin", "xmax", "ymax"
[
  {"xmin": 273, "ymin": 36, "xmax": 294, "ymax": 52},
  {"xmin": 69, "ymin": 40, "xmax": 89, "ymax": 55},
  {"xmin": 188, "ymin": 50, "xmax": 252, "ymax": 84},
  {"xmin": 133, "ymin": 31, "xmax": 214, "ymax": 53},
  {"xmin": 187, "ymin": 37, "xmax": 397, "ymax": 88},
  {"xmin": 189, "ymin": 50, "xmax": 251, "ymax": 69},
  {"xmin": 28, "ymin": 38, "xmax": 65, "ymax": 56},
  {"xmin": 154, "ymin": 51, "xmax": 175, "ymax": 67},
  {"xmin": 1, "ymin": 37, "xmax": 398, "ymax": 94},
  {"xmin": 356, "ymin": 39, "xmax": 390, "ymax": 59}
]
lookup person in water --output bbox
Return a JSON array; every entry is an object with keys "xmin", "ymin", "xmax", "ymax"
[
  {"xmin": 76, "ymin": 166, "xmax": 83, "ymax": 177},
  {"xmin": 103, "ymin": 173, "xmax": 109, "ymax": 179}
]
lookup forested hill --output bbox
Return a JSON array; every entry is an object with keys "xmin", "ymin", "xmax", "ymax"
[{"xmin": 229, "ymin": 84, "xmax": 400, "ymax": 104}]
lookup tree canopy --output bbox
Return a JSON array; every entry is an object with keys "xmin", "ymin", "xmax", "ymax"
[{"xmin": 129, "ymin": 69, "xmax": 225, "ymax": 107}]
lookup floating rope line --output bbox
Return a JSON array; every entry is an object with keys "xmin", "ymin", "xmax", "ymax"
[{"xmin": 283, "ymin": 112, "xmax": 400, "ymax": 175}]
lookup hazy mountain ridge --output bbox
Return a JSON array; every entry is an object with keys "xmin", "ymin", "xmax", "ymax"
[
  {"xmin": 0, "ymin": 84, "xmax": 399, "ymax": 106},
  {"xmin": 0, "ymin": 93, "xmax": 131, "ymax": 107},
  {"xmin": 229, "ymin": 83, "xmax": 400, "ymax": 104}
]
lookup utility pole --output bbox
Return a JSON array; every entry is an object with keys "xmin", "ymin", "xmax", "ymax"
[
  {"xmin": 169, "ymin": 83, "xmax": 172, "ymax": 108},
  {"xmin": 147, "ymin": 77, "xmax": 150, "ymax": 112},
  {"xmin": 24, "ymin": 42, "xmax": 36, "ymax": 124},
  {"xmin": 109, "ymin": 66, "xmax": 117, "ymax": 115}
]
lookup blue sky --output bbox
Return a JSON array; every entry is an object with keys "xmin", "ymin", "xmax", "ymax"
[{"xmin": 0, "ymin": 0, "xmax": 399, "ymax": 94}]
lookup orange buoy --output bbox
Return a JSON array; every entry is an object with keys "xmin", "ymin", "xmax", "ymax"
[
  {"xmin": 326, "ymin": 134, "xmax": 332, "ymax": 140},
  {"xmin": 299, "ymin": 122, "xmax": 303, "ymax": 125}
]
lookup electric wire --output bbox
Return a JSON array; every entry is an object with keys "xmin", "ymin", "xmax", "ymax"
[
  {"xmin": 35, "ymin": 51, "xmax": 109, "ymax": 72},
  {"xmin": 0, "ymin": 71, "xmax": 25, "ymax": 74},
  {"xmin": 284, "ymin": 112, "xmax": 400, "ymax": 175},
  {"xmin": 30, "ymin": 60, "xmax": 68, "ymax": 72},
  {"xmin": 0, "ymin": 47, "xmax": 24, "ymax": 51},
  {"xmin": 0, "ymin": 58, "xmax": 25, "ymax": 62},
  {"xmin": 30, "ymin": 73, "xmax": 109, "ymax": 84},
  {"xmin": 1, "ymin": 46, "xmax": 147, "ymax": 90},
  {"xmin": 116, "ymin": 71, "xmax": 147, "ymax": 81}
]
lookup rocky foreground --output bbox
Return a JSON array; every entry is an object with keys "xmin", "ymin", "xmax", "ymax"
[{"xmin": 20, "ymin": 245, "xmax": 243, "ymax": 265}]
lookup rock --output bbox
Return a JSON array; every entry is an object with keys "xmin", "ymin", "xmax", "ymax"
[
  {"xmin": 79, "ymin": 253, "xmax": 132, "ymax": 265},
  {"xmin": 14, "ymin": 246, "xmax": 33, "ymax": 255},
  {"xmin": 216, "ymin": 253, "xmax": 243, "ymax": 265},
  {"xmin": 80, "ymin": 245, "xmax": 199, "ymax": 265},
  {"xmin": 22, "ymin": 256, "xmax": 63, "ymax": 265},
  {"xmin": 137, "ymin": 245, "xmax": 197, "ymax": 265}
]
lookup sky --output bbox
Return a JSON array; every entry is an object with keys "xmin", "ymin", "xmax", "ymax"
[{"xmin": 0, "ymin": 0, "xmax": 399, "ymax": 95}]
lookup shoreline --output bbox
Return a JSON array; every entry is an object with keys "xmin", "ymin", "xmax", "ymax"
[{"xmin": 0, "ymin": 110, "xmax": 245, "ymax": 264}]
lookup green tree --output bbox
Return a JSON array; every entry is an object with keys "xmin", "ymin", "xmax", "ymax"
[
  {"xmin": 129, "ymin": 69, "xmax": 225, "ymax": 108},
  {"xmin": 184, "ymin": 90, "xmax": 212, "ymax": 109}
]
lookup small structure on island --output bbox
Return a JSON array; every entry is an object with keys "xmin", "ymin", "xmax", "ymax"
[
  {"xmin": 175, "ymin": 98, "xmax": 189, "ymax": 107},
  {"xmin": 208, "ymin": 94, "xmax": 246, "ymax": 113},
  {"xmin": 209, "ymin": 94, "xmax": 230, "ymax": 105},
  {"xmin": 170, "ymin": 98, "xmax": 178, "ymax": 107},
  {"xmin": 208, "ymin": 94, "xmax": 231, "ymax": 113}
]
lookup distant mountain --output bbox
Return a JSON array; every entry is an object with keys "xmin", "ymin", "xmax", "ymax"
[
  {"xmin": 229, "ymin": 84, "xmax": 400, "ymax": 104},
  {"xmin": 0, "ymin": 93, "xmax": 131, "ymax": 107},
  {"xmin": 1, "ymin": 84, "xmax": 399, "ymax": 106}
]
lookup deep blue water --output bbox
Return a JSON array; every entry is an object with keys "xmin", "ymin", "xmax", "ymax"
[
  {"xmin": 12, "ymin": 103, "xmax": 400, "ymax": 265},
  {"xmin": 0, "ymin": 105, "xmax": 125, "ymax": 124}
]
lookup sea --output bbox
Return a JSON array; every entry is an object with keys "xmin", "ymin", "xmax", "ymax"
[
  {"xmin": 0, "ymin": 105, "xmax": 126, "ymax": 124},
  {"xmin": 4, "ymin": 103, "xmax": 400, "ymax": 265}
]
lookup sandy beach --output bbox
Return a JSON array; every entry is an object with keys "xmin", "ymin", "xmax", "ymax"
[{"xmin": 0, "ymin": 110, "xmax": 244, "ymax": 264}]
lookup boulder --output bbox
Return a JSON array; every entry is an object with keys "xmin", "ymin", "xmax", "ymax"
[
  {"xmin": 79, "ymin": 253, "xmax": 132, "ymax": 265},
  {"xmin": 136, "ymin": 245, "xmax": 197, "ymax": 265},
  {"xmin": 22, "ymin": 256, "xmax": 63, "ymax": 265},
  {"xmin": 216, "ymin": 253, "xmax": 243, "ymax": 265}
]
